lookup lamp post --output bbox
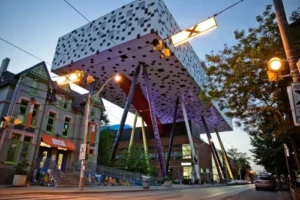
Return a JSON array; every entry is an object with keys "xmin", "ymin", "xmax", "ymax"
[{"xmin": 78, "ymin": 74, "xmax": 120, "ymax": 191}]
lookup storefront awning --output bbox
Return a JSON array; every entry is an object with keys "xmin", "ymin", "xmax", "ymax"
[{"xmin": 41, "ymin": 134, "xmax": 76, "ymax": 151}]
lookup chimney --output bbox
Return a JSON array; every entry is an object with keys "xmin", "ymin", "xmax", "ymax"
[{"xmin": 0, "ymin": 58, "xmax": 10, "ymax": 79}]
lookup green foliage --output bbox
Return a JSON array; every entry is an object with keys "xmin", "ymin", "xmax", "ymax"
[
  {"xmin": 200, "ymin": 5, "xmax": 300, "ymax": 172},
  {"xmin": 116, "ymin": 144, "xmax": 155, "ymax": 176},
  {"xmin": 227, "ymin": 148, "xmax": 251, "ymax": 179},
  {"xmin": 14, "ymin": 160, "xmax": 30, "ymax": 175},
  {"xmin": 250, "ymin": 134, "xmax": 290, "ymax": 175},
  {"xmin": 97, "ymin": 127, "xmax": 114, "ymax": 166}
]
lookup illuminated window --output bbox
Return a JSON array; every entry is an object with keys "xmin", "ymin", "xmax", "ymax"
[
  {"xmin": 183, "ymin": 166, "xmax": 193, "ymax": 178},
  {"xmin": 182, "ymin": 144, "xmax": 191, "ymax": 159}
]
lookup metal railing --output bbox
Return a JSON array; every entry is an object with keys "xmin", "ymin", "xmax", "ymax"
[
  {"xmin": 34, "ymin": 158, "xmax": 64, "ymax": 183},
  {"xmin": 70, "ymin": 162, "xmax": 159, "ymax": 185}
]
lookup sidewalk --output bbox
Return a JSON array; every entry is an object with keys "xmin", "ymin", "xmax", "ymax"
[{"xmin": 0, "ymin": 184, "xmax": 225, "ymax": 195}]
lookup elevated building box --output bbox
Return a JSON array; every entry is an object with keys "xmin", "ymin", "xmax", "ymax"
[{"xmin": 52, "ymin": 0, "xmax": 232, "ymax": 134}]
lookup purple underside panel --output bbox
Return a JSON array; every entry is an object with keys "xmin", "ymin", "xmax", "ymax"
[{"xmin": 143, "ymin": 66, "xmax": 166, "ymax": 177}]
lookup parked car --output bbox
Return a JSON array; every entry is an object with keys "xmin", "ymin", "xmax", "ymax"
[{"xmin": 255, "ymin": 175, "xmax": 276, "ymax": 190}]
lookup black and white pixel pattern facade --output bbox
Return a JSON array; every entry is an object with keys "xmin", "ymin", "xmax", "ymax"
[{"xmin": 52, "ymin": 0, "xmax": 232, "ymax": 133}]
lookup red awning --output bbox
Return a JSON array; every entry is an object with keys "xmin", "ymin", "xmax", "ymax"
[{"xmin": 42, "ymin": 134, "xmax": 76, "ymax": 151}]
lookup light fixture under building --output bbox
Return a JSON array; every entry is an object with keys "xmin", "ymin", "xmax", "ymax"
[{"xmin": 171, "ymin": 17, "xmax": 217, "ymax": 47}]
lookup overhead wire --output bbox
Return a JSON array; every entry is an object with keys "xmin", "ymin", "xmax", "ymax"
[{"xmin": 0, "ymin": 0, "xmax": 246, "ymax": 77}]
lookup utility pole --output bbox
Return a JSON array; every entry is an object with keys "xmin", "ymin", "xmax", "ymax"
[
  {"xmin": 79, "ymin": 85, "xmax": 91, "ymax": 191},
  {"xmin": 273, "ymin": 0, "xmax": 299, "ymax": 82}
]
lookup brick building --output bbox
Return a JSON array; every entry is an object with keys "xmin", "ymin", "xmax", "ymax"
[{"xmin": 116, "ymin": 121, "xmax": 221, "ymax": 183}]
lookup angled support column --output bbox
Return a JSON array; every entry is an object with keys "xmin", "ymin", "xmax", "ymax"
[
  {"xmin": 128, "ymin": 111, "xmax": 138, "ymax": 154},
  {"xmin": 142, "ymin": 64, "xmax": 166, "ymax": 177},
  {"xmin": 201, "ymin": 116, "xmax": 223, "ymax": 183},
  {"xmin": 141, "ymin": 120, "xmax": 149, "ymax": 168},
  {"xmin": 111, "ymin": 65, "xmax": 141, "ymax": 160},
  {"xmin": 211, "ymin": 138, "xmax": 227, "ymax": 181},
  {"xmin": 166, "ymin": 97, "xmax": 179, "ymax": 175},
  {"xmin": 215, "ymin": 128, "xmax": 234, "ymax": 180},
  {"xmin": 181, "ymin": 100, "xmax": 201, "ymax": 182}
]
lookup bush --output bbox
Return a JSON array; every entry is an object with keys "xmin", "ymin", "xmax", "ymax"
[{"xmin": 15, "ymin": 160, "xmax": 30, "ymax": 175}]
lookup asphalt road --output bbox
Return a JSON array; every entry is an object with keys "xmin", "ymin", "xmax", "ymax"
[
  {"xmin": 217, "ymin": 189, "xmax": 291, "ymax": 200},
  {"xmin": 0, "ymin": 185, "xmax": 288, "ymax": 200}
]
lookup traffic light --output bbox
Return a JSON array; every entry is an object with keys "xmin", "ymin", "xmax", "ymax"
[
  {"xmin": 1, "ymin": 117, "xmax": 10, "ymax": 128},
  {"xmin": 152, "ymin": 39, "xmax": 172, "ymax": 58},
  {"xmin": 75, "ymin": 70, "xmax": 84, "ymax": 79},
  {"xmin": 87, "ymin": 75, "xmax": 95, "ymax": 84},
  {"xmin": 13, "ymin": 119, "xmax": 22, "ymax": 125},
  {"xmin": 267, "ymin": 57, "xmax": 283, "ymax": 82}
]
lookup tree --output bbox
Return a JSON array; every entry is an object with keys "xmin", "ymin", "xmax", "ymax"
[
  {"xmin": 250, "ymin": 134, "xmax": 290, "ymax": 175},
  {"xmin": 116, "ymin": 144, "xmax": 154, "ymax": 175},
  {"xmin": 227, "ymin": 148, "xmax": 251, "ymax": 179},
  {"xmin": 200, "ymin": 5, "xmax": 300, "ymax": 172},
  {"xmin": 97, "ymin": 127, "xmax": 114, "ymax": 166}
]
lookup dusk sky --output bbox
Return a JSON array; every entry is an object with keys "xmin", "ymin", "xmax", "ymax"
[{"xmin": 1, "ymin": 0, "xmax": 299, "ymax": 172}]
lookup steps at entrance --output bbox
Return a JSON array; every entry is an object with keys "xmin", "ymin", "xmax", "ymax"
[{"xmin": 58, "ymin": 171, "xmax": 91, "ymax": 188}]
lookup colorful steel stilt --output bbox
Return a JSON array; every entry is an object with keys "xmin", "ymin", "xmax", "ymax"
[
  {"xmin": 201, "ymin": 116, "xmax": 223, "ymax": 183},
  {"xmin": 215, "ymin": 128, "xmax": 234, "ymax": 180},
  {"xmin": 143, "ymin": 64, "xmax": 166, "ymax": 177}
]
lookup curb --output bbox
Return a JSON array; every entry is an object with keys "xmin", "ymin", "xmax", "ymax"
[{"xmin": 0, "ymin": 184, "xmax": 227, "ymax": 195}]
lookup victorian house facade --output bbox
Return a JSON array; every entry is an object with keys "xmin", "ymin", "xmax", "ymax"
[{"xmin": 0, "ymin": 58, "xmax": 103, "ymax": 184}]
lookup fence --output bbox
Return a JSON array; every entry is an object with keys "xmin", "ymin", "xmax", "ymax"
[{"xmin": 71, "ymin": 162, "xmax": 159, "ymax": 185}]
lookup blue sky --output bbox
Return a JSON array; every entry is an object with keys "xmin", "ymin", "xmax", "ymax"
[{"xmin": 0, "ymin": 0, "xmax": 299, "ymax": 172}]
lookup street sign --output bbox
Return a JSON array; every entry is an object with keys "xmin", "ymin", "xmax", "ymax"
[
  {"xmin": 287, "ymin": 83, "xmax": 300, "ymax": 126},
  {"xmin": 79, "ymin": 144, "xmax": 87, "ymax": 160}
]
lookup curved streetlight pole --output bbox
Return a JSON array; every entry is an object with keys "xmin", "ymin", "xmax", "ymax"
[{"xmin": 79, "ymin": 74, "xmax": 120, "ymax": 191}]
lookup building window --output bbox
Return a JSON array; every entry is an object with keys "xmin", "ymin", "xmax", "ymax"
[
  {"xmin": 100, "ymin": 22, "xmax": 106, "ymax": 30},
  {"xmin": 172, "ymin": 151, "xmax": 182, "ymax": 159},
  {"xmin": 111, "ymin": 14, "xmax": 116, "ymax": 21},
  {"xmin": 88, "ymin": 149, "xmax": 94, "ymax": 163},
  {"xmin": 30, "ymin": 80, "xmax": 39, "ymax": 95},
  {"xmin": 6, "ymin": 133, "xmax": 21, "ymax": 162},
  {"xmin": 56, "ymin": 95, "xmax": 70, "ymax": 110},
  {"xmin": 31, "ymin": 104, "xmax": 39, "ymax": 127},
  {"xmin": 18, "ymin": 99, "xmax": 29, "ymax": 124},
  {"xmin": 137, "ymin": 18, "xmax": 144, "ymax": 26},
  {"xmin": 127, "ymin": 9, "xmax": 133, "ymax": 17},
  {"xmin": 182, "ymin": 144, "xmax": 191, "ymax": 159},
  {"xmin": 139, "ymin": 1, "xmax": 145, "ymax": 8},
  {"xmin": 19, "ymin": 136, "xmax": 32, "ymax": 161},
  {"xmin": 91, "ymin": 107, "xmax": 96, "ymax": 118},
  {"xmin": 183, "ymin": 166, "xmax": 193, "ymax": 178},
  {"xmin": 46, "ymin": 112, "xmax": 56, "ymax": 133},
  {"xmin": 108, "ymin": 30, "xmax": 114, "ymax": 39},
  {"xmin": 62, "ymin": 117, "xmax": 71, "ymax": 137}
]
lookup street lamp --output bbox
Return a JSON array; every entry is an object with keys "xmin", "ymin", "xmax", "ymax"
[
  {"xmin": 56, "ymin": 70, "xmax": 84, "ymax": 85},
  {"xmin": 79, "ymin": 73, "xmax": 121, "ymax": 191},
  {"xmin": 170, "ymin": 17, "xmax": 217, "ymax": 47}
]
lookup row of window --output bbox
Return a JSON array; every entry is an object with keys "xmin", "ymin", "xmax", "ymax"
[{"xmin": 18, "ymin": 97, "xmax": 97, "ymax": 137}]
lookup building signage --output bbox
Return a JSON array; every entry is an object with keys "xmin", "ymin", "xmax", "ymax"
[
  {"xmin": 287, "ymin": 83, "xmax": 300, "ymax": 126},
  {"xmin": 52, "ymin": 138, "xmax": 66, "ymax": 146},
  {"xmin": 79, "ymin": 144, "xmax": 87, "ymax": 160}
]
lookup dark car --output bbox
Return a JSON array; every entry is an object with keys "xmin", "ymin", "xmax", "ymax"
[{"xmin": 255, "ymin": 175, "xmax": 276, "ymax": 190}]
